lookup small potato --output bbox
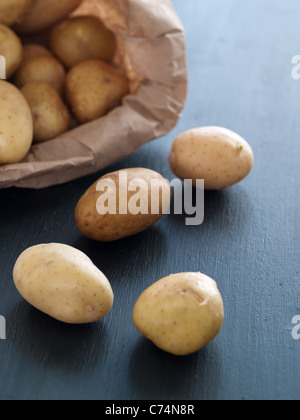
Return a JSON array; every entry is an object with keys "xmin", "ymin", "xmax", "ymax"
[
  {"xmin": 21, "ymin": 82, "xmax": 71, "ymax": 143},
  {"xmin": 14, "ymin": 0, "xmax": 83, "ymax": 34},
  {"xmin": 0, "ymin": 0, "xmax": 32, "ymax": 26},
  {"xmin": 13, "ymin": 243, "xmax": 114, "ymax": 324},
  {"xmin": 133, "ymin": 272, "xmax": 224, "ymax": 356},
  {"xmin": 66, "ymin": 59, "xmax": 130, "ymax": 124},
  {"xmin": 0, "ymin": 24, "xmax": 23, "ymax": 78},
  {"xmin": 75, "ymin": 168, "xmax": 171, "ymax": 242},
  {"xmin": 0, "ymin": 80, "xmax": 33, "ymax": 165},
  {"xmin": 169, "ymin": 127, "xmax": 254, "ymax": 190},
  {"xmin": 50, "ymin": 15, "xmax": 117, "ymax": 69},
  {"xmin": 13, "ymin": 55, "xmax": 66, "ymax": 95},
  {"xmin": 22, "ymin": 44, "xmax": 53, "ymax": 61}
]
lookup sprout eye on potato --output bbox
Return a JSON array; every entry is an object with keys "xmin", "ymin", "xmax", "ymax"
[
  {"xmin": 13, "ymin": 243, "xmax": 114, "ymax": 325},
  {"xmin": 133, "ymin": 272, "xmax": 224, "ymax": 356},
  {"xmin": 169, "ymin": 126, "xmax": 254, "ymax": 190}
]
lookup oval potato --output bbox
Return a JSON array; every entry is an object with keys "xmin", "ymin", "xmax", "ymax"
[
  {"xmin": 50, "ymin": 15, "xmax": 117, "ymax": 69},
  {"xmin": 14, "ymin": 0, "xmax": 83, "ymax": 34},
  {"xmin": 75, "ymin": 168, "xmax": 171, "ymax": 242},
  {"xmin": 169, "ymin": 127, "xmax": 254, "ymax": 190},
  {"xmin": 13, "ymin": 55, "xmax": 66, "ymax": 95},
  {"xmin": 66, "ymin": 59, "xmax": 130, "ymax": 124},
  {"xmin": 0, "ymin": 24, "xmax": 23, "ymax": 78},
  {"xmin": 0, "ymin": 0, "xmax": 32, "ymax": 27},
  {"xmin": 21, "ymin": 82, "xmax": 71, "ymax": 143},
  {"xmin": 133, "ymin": 272, "xmax": 224, "ymax": 356},
  {"xmin": 0, "ymin": 80, "xmax": 33, "ymax": 165},
  {"xmin": 13, "ymin": 243, "xmax": 114, "ymax": 324}
]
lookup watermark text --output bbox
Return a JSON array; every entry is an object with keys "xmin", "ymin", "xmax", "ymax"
[
  {"xmin": 0, "ymin": 316, "xmax": 6, "ymax": 340},
  {"xmin": 291, "ymin": 316, "xmax": 300, "ymax": 340},
  {"xmin": 291, "ymin": 55, "xmax": 300, "ymax": 80},
  {"xmin": 96, "ymin": 173, "xmax": 204, "ymax": 226},
  {"xmin": 0, "ymin": 55, "xmax": 6, "ymax": 80}
]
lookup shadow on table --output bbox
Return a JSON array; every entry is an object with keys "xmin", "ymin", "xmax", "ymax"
[
  {"xmin": 129, "ymin": 337, "xmax": 222, "ymax": 400},
  {"xmin": 7, "ymin": 301, "xmax": 110, "ymax": 371},
  {"xmin": 73, "ymin": 225, "xmax": 168, "ymax": 285},
  {"xmin": 169, "ymin": 186, "xmax": 254, "ymax": 233}
]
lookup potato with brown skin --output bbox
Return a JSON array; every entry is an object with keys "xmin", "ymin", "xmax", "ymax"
[
  {"xmin": 14, "ymin": 0, "xmax": 83, "ymax": 34},
  {"xmin": 133, "ymin": 272, "xmax": 224, "ymax": 356},
  {"xmin": 75, "ymin": 168, "xmax": 171, "ymax": 242},
  {"xmin": 0, "ymin": 25, "xmax": 23, "ymax": 78},
  {"xmin": 50, "ymin": 15, "xmax": 117, "ymax": 69},
  {"xmin": 21, "ymin": 82, "xmax": 71, "ymax": 143},
  {"xmin": 0, "ymin": 0, "xmax": 32, "ymax": 26},
  {"xmin": 66, "ymin": 59, "xmax": 130, "ymax": 124},
  {"xmin": 169, "ymin": 127, "xmax": 254, "ymax": 190},
  {"xmin": 22, "ymin": 44, "xmax": 52, "ymax": 61},
  {"xmin": 0, "ymin": 80, "xmax": 33, "ymax": 165},
  {"xmin": 13, "ymin": 55, "xmax": 66, "ymax": 95}
]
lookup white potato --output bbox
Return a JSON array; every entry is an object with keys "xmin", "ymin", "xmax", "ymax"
[
  {"xmin": 13, "ymin": 243, "xmax": 114, "ymax": 324},
  {"xmin": 0, "ymin": 80, "xmax": 33, "ymax": 165},
  {"xmin": 169, "ymin": 126, "xmax": 254, "ymax": 190},
  {"xmin": 133, "ymin": 272, "xmax": 224, "ymax": 356}
]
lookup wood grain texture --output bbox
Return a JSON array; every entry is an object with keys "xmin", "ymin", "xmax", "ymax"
[{"xmin": 0, "ymin": 0, "xmax": 299, "ymax": 400}]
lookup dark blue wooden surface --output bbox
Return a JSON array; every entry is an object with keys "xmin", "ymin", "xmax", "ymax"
[{"xmin": 0, "ymin": 0, "xmax": 299, "ymax": 400}]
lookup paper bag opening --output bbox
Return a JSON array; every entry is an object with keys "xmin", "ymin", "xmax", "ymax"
[{"xmin": 0, "ymin": 0, "xmax": 188, "ymax": 189}]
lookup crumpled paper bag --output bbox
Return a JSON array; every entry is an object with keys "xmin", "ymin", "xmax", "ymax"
[{"xmin": 0, "ymin": 0, "xmax": 188, "ymax": 189}]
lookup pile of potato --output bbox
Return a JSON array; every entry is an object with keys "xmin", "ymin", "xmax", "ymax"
[
  {"xmin": 12, "ymin": 129, "xmax": 254, "ymax": 355},
  {"xmin": 4, "ymin": 1, "xmax": 256, "ymax": 358},
  {"xmin": 0, "ymin": 0, "xmax": 130, "ymax": 165}
]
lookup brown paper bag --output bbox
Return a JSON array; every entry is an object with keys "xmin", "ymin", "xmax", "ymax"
[{"xmin": 0, "ymin": 0, "xmax": 188, "ymax": 189}]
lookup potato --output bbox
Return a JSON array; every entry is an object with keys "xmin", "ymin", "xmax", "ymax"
[
  {"xmin": 169, "ymin": 127, "xmax": 254, "ymax": 190},
  {"xmin": 22, "ymin": 44, "xmax": 52, "ymax": 61},
  {"xmin": 66, "ymin": 59, "xmax": 130, "ymax": 124},
  {"xmin": 0, "ymin": 24, "xmax": 23, "ymax": 78},
  {"xmin": 50, "ymin": 15, "xmax": 117, "ymax": 69},
  {"xmin": 0, "ymin": 80, "xmax": 33, "ymax": 165},
  {"xmin": 13, "ymin": 243, "xmax": 114, "ymax": 324},
  {"xmin": 133, "ymin": 272, "xmax": 224, "ymax": 356},
  {"xmin": 12, "ymin": 55, "xmax": 66, "ymax": 95},
  {"xmin": 75, "ymin": 168, "xmax": 171, "ymax": 242},
  {"xmin": 14, "ymin": 0, "xmax": 83, "ymax": 34},
  {"xmin": 0, "ymin": 0, "xmax": 32, "ymax": 27},
  {"xmin": 21, "ymin": 82, "xmax": 71, "ymax": 143}
]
